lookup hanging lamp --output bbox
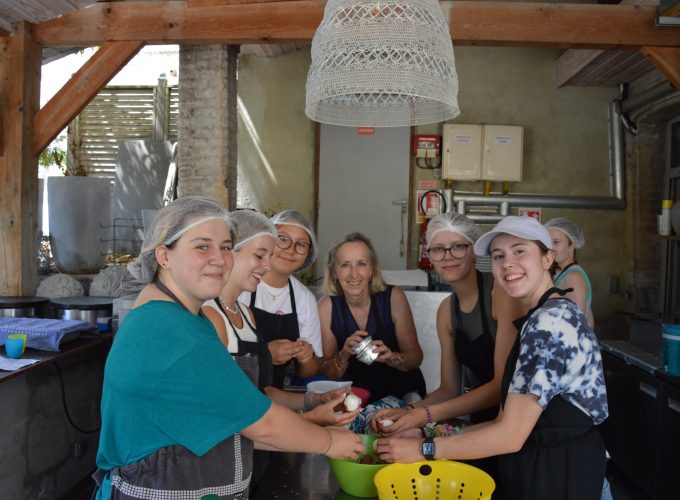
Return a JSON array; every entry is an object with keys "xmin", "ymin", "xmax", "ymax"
[{"xmin": 305, "ymin": 0, "xmax": 460, "ymax": 127}]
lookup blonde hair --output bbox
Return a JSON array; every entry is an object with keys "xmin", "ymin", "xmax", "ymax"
[{"xmin": 323, "ymin": 232, "xmax": 386, "ymax": 296}]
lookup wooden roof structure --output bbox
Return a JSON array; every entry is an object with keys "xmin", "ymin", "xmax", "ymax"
[{"xmin": 0, "ymin": 0, "xmax": 679, "ymax": 295}]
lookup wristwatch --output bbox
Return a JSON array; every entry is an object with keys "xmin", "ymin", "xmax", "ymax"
[{"xmin": 422, "ymin": 437, "xmax": 435, "ymax": 460}]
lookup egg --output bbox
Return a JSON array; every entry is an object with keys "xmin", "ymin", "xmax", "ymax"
[{"xmin": 343, "ymin": 393, "xmax": 362, "ymax": 412}]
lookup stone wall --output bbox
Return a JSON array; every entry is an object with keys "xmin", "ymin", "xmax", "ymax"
[{"xmin": 178, "ymin": 45, "xmax": 240, "ymax": 208}]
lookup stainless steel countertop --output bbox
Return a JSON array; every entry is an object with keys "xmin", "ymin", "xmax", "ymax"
[{"xmin": 599, "ymin": 339, "xmax": 663, "ymax": 374}]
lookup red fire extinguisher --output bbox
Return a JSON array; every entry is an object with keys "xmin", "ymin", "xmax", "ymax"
[
  {"xmin": 417, "ymin": 190, "xmax": 448, "ymax": 269},
  {"xmin": 418, "ymin": 219, "xmax": 431, "ymax": 269}
]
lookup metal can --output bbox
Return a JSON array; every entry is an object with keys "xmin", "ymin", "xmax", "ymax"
[{"xmin": 353, "ymin": 336, "xmax": 379, "ymax": 365}]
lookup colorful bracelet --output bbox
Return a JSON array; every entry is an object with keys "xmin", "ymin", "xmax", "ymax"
[
  {"xmin": 422, "ymin": 422, "xmax": 464, "ymax": 438},
  {"xmin": 422, "ymin": 405, "xmax": 433, "ymax": 423}
]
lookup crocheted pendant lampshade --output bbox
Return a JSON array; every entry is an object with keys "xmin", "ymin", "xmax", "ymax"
[{"xmin": 305, "ymin": 0, "xmax": 460, "ymax": 127}]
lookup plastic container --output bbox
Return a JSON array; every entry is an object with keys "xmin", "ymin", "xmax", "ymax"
[
  {"xmin": 328, "ymin": 434, "xmax": 387, "ymax": 497},
  {"xmin": 306, "ymin": 380, "xmax": 352, "ymax": 394},
  {"xmin": 374, "ymin": 460, "xmax": 495, "ymax": 500},
  {"xmin": 662, "ymin": 324, "xmax": 680, "ymax": 377}
]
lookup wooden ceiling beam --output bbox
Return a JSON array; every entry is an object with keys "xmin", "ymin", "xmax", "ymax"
[
  {"xmin": 32, "ymin": 1, "xmax": 680, "ymax": 49},
  {"xmin": 33, "ymin": 41, "xmax": 144, "ymax": 155},
  {"xmin": 640, "ymin": 47, "xmax": 680, "ymax": 89}
]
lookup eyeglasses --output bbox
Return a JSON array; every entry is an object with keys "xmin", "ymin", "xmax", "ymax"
[
  {"xmin": 427, "ymin": 243, "xmax": 470, "ymax": 262},
  {"xmin": 276, "ymin": 235, "xmax": 311, "ymax": 255}
]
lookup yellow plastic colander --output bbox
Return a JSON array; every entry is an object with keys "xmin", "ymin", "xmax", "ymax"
[{"xmin": 373, "ymin": 461, "xmax": 495, "ymax": 500}]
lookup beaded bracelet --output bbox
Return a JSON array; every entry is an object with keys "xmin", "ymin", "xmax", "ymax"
[
  {"xmin": 422, "ymin": 405, "xmax": 433, "ymax": 423},
  {"xmin": 422, "ymin": 422, "xmax": 465, "ymax": 438}
]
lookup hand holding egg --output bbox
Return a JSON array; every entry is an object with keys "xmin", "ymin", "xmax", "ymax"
[
  {"xmin": 343, "ymin": 393, "xmax": 362, "ymax": 412},
  {"xmin": 376, "ymin": 418, "xmax": 394, "ymax": 434}
]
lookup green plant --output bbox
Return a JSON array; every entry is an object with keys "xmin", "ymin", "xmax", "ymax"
[{"xmin": 39, "ymin": 136, "xmax": 67, "ymax": 170}]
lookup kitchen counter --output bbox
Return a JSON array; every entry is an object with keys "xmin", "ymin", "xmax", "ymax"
[
  {"xmin": 599, "ymin": 339, "xmax": 680, "ymax": 389},
  {"xmin": 0, "ymin": 332, "xmax": 111, "ymax": 383}
]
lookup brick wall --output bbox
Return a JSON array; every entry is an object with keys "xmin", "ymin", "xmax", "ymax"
[{"xmin": 177, "ymin": 45, "xmax": 239, "ymax": 208}]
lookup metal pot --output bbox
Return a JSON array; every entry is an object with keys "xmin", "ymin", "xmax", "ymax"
[
  {"xmin": 51, "ymin": 296, "xmax": 114, "ymax": 331},
  {"xmin": 0, "ymin": 296, "xmax": 50, "ymax": 318}
]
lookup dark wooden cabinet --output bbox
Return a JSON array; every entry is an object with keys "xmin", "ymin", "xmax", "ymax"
[
  {"xmin": 657, "ymin": 382, "xmax": 680, "ymax": 499},
  {"xmin": 599, "ymin": 352, "xmax": 627, "ymax": 464},
  {"xmin": 622, "ymin": 367, "xmax": 662, "ymax": 498},
  {"xmin": 601, "ymin": 351, "xmax": 680, "ymax": 499}
]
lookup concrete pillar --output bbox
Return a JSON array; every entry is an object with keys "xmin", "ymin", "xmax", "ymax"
[{"xmin": 177, "ymin": 45, "xmax": 239, "ymax": 208}]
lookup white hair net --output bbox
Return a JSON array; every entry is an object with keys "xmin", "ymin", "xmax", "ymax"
[
  {"xmin": 232, "ymin": 210, "xmax": 277, "ymax": 251},
  {"xmin": 545, "ymin": 217, "xmax": 586, "ymax": 249},
  {"xmin": 426, "ymin": 212, "xmax": 483, "ymax": 248},
  {"xmin": 271, "ymin": 209, "xmax": 318, "ymax": 271},
  {"xmin": 127, "ymin": 196, "xmax": 230, "ymax": 284}
]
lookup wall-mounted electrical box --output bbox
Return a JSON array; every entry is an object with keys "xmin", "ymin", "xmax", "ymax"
[
  {"xmin": 441, "ymin": 124, "xmax": 483, "ymax": 180},
  {"xmin": 442, "ymin": 124, "xmax": 523, "ymax": 181}
]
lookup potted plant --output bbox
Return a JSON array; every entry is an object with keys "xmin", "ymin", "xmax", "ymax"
[{"xmin": 44, "ymin": 135, "xmax": 111, "ymax": 274}]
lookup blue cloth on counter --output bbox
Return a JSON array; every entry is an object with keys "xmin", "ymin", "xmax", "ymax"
[{"xmin": 0, "ymin": 317, "xmax": 96, "ymax": 351}]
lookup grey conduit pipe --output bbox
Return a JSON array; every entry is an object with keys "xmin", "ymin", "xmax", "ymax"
[{"xmin": 453, "ymin": 99, "xmax": 628, "ymax": 223}]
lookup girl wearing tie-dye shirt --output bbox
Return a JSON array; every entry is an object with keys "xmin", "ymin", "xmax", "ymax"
[{"xmin": 377, "ymin": 216, "xmax": 608, "ymax": 500}]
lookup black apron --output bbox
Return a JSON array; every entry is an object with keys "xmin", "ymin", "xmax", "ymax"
[
  {"xmin": 215, "ymin": 300, "xmax": 273, "ymax": 392},
  {"xmin": 249, "ymin": 281, "xmax": 300, "ymax": 389},
  {"xmin": 215, "ymin": 300, "xmax": 273, "ymax": 499},
  {"xmin": 497, "ymin": 287, "xmax": 606, "ymax": 500},
  {"xmin": 339, "ymin": 292, "xmax": 426, "ymax": 403},
  {"xmin": 93, "ymin": 280, "xmax": 254, "ymax": 500},
  {"xmin": 452, "ymin": 270, "xmax": 497, "ymax": 423}
]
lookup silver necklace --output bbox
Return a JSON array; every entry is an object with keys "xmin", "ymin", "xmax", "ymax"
[{"xmin": 218, "ymin": 297, "xmax": 239, "ymax": 315}]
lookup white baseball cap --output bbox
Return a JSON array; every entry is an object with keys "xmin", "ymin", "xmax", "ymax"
[{"xmin": 474, "ymin": 216, "xmax": 553, "ymax": 256}]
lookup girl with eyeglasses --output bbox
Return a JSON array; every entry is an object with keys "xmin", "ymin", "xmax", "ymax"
[
  {"xmin": 373, "ymin": 213, "xmax": 521, "ymax": 433},
  {"xmin": 239, "ymin": 210, "xmax": 323, "ymax": 388}
]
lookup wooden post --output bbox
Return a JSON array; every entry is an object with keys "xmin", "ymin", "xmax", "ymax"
[{"xmin": 0, "ymin": 23, "xmax": 41, "ymax": 295}]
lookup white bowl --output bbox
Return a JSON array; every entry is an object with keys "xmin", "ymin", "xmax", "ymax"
[{"xmin": 306, "ymin": 380, "xmax": 353, "ymax": 394}]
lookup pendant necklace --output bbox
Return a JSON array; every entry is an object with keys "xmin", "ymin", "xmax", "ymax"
[
  {"xmin": 265, "ymin": 283, "xmax": 288, "ymax": 301},
  {"xmin": 218, "ymin": 296, "xmax": 239, "ymax": 315}
]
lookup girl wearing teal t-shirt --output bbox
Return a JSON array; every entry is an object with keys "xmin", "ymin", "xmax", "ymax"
[{"xmin": 94, "ymin": 197, "xmax": 363, "ymax": 500}]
